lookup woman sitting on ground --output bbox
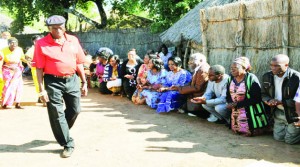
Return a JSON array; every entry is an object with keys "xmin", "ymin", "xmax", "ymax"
[
  {"xmin": 96, "ymin": 50, "xmax": 112, "ymax": 94},
  {"xmin": 136, "ymin": 50, "xmax": 156, "ymax": 81},
  {"xmin": 226, "ymin": 57, "xmax": 268, "ymax": 136},
  {"xmin": 103, "ymin": 55, "xmax": 122, "ymax": 96},
  {"xmin": 156, "ymin": 56, "xmax": 192, "ymax": 113},
  {"xmin": 120, "ymin": 49, "xmax": 143, "ymax": 100},
  {"xmin": 132, "ymin": 52, "xmax": 157, "ymax": 105},
  {"xmin": 140, "ymin": 58, "xmax": 167, "ymax": 108}
]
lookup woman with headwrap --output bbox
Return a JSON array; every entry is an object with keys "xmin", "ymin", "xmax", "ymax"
[
  {"xmin": 96, "ymin": 49, "xmax": 113, "ymax": 94},
  {"xmin": 1, "ymin": 37, "xmax": 27, "ymax": 109},
  {"xmin": 226, "ymin": 57, "xmax": 268, "ymax": 136}
]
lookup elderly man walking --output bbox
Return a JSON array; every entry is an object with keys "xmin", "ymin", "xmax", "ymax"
[
  {"xmin": 171, "ymin": 53, "xmax": 210, "ymax": 118},
  {"xmin": 34, "ymin": 15, "xmax": 88, "ymax": 157},
  {"xmin": 262, "ymin": 54, "xmax": 300, "ymax": 144}
]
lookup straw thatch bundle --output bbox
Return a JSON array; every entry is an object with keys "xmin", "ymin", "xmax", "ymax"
[
  {"xmin": 201, "ymin": 0, "xmax": 300, "ymax": 80},
  {"xmin": 159, "ymin": 0, "xmax": 243, "ymax": 47}
]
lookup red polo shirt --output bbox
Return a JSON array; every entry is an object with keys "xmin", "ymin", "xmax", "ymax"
[{"xmin": 34, "ymin": 33, "xmax": 85, "ymax": 76}]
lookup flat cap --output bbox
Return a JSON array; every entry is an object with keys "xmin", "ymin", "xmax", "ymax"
[{"xmin": 45, "ymin": 15, "xmax": 66, "ymax": 26}]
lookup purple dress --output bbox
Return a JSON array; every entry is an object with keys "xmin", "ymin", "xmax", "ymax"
[
  {"xmin": 156, "ymin": 69, "xmax": 192, "ymax": 113},
  {"xmin": 141, "ymin": 69, "xmax": 167, "ymax": 109},
  {"xmin": 96, "ymin": 62, "xmax": 106, "ymax": 83}
]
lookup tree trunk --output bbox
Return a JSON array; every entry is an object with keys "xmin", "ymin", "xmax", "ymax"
[{"xmin": 93, "ymin": 0, "xmax": 107, "ymax": 29}]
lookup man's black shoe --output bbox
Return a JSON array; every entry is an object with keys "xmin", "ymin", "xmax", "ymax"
[{"xmin": 61, "ymin": 147, "xmax": 74, "ymax": 158}]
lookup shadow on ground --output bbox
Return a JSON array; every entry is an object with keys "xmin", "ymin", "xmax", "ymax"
[
  {"xmin": 0, "ymin": 140, "xmax": 59, "ymax": 154},
  {"xmin": 79, "ymin": 88, "xmax": 300, "ymax": 164}
]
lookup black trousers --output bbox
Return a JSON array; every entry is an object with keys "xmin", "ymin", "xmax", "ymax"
[
  {"xmin": 99, "ymin": 82, "xmax": 112, "ymax": 94},
  {"xmin": 123, "ymin": 79, "xmax": 135, "ymax": 100},
  {"xmin": 44, "ymin": 74, "xmax": 81, "ymax": 148}
]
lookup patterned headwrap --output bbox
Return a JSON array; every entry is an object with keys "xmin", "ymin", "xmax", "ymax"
[
  {"xmin": 234, "ymin": 56, "xmax": 251, "ymax": 71},
  {"xmin": 96, "ymin": 47, "xmax": 113, "ymax": 60}
]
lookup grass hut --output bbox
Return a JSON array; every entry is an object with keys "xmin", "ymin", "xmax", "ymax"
[
  {"xmin": 200, "ymin": 0, "xmax": 300, "ymax": 80},
  {"xmin": 159, "ymin": 0, "xmax": 243, "ymax": 68}
]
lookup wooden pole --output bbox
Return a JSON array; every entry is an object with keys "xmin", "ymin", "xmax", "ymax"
[
  {"xmin": 282, "ymin": 0, "xmax": 290, "ymax": 56},
  {"xmin": 200, "ymin": 9, "xmax": 209, "ymax": 60},
  {"xmin": 183, "ymin": 40, "xmax": 191, "ymax": 69},
  {"xmin": 235, "ymin": 3, "xmax": 246, "ymax": 57}
]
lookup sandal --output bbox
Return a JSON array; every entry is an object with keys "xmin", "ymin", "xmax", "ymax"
[{"xmin": 15, "ymin": 103, "xmax": 24, "ymax": 109}]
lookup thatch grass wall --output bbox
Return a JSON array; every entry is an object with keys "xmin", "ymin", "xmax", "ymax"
[{"xmin": 200, "ymin": 0, "xmax": 300, "ymax": 80}]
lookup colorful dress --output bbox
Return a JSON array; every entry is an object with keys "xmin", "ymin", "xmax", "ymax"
[
  {"xmin": 96, "ymin": 62, "xmax": 106, "ymax": 84},
  {"xmin": 137, "ymin": 64, "xmax": 148, "ymax": 79},
  {"xmin": 229, "ymin": 80, "xmax": 251, "ymax": 136},
  {"xmin": 156, "ymin": 69, "xmax": 192, "ymax": 113},
  {"xmin": 227, "ymin": 73, "xmax": 268, "ymax": 136},
  {"xmin": 1, "ymin": 47, "xmax": 25, "ymax": 106},
  {"xmin": 141, "ymin": 69, "xmax": 167, "ymax": 108}
]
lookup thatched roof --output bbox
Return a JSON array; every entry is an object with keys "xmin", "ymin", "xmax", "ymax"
[{"xmin": 159, "ymin": 0, "xmax": 242, "ymax": 46}]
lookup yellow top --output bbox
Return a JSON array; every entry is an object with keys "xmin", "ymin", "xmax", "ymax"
[
  {"xmin": 112, "ymin": 68, "xmax": 118, "ymax": 78},
  {"xmin": 2, "ymin": 46, "xmax": 25, "ymax": 64}
]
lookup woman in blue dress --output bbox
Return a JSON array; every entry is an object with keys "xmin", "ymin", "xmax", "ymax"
[
  {"xmin": 157, "ymin": 57, "xmax": 192, "ymax": 113},
  {"xmin": 141, "ymin": 58, "xmax": 167, "ymax": 109}
]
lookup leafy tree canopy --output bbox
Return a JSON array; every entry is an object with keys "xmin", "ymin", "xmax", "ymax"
[
  {"xmin": 111, "ymin": 0, "xmax": 203, "ymax": 32},
  {"xmin": 0, "ymin": 0, "xmax": 108, "ymax": 33},
  {"xmin": 0, "ymin": 0, "xmax": 203, "ymax": 33}
]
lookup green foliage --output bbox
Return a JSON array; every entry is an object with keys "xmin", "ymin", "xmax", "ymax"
[
  {"xmin": 1, "ymin": 0, "xmax": 203, "ymax": 33},
  {"xmin": 111, "ymin": 0, "xmax": 203, "ymax": 33},
  {"xmin": 0, "ymin": 0, "xmax": 107, "ymax": 33}
]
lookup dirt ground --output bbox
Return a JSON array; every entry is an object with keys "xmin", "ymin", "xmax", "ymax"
[{"xmin": 0, "ymin": 77, "xmax": 299, "ymax": 167}]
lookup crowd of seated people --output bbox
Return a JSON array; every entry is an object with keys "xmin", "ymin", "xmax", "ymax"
[
  {"xmin": 0, "ymin": 30, "xmax": 298, "ymax": 145},
  {"xmin": 87, "ymin": 44, "xmax": 300, "ymax": 144},
  {"xmin": 0, "ymin": 31, "xmax": 299, "ymax": 144}
]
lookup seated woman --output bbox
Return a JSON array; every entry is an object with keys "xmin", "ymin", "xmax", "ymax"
[
  {"xmin": 136, "ymin": 50, "xmax": 156, "ymax": 83},
  {"xmin": 132, "ymin": 52, "xmax": 158, "ymax": 105},
  {"xmin": 141, "ymin": 58, "xmax": 167, "ymax": 108},
  {"xmin": 132, "ymin": 73, "xmax": 149, "ymax": 105},
  {"xmin": 1, "ymin": 37, "xmax": 27, "ymax": 109},
  {"xmin": 96, "ymin": 50, "xmax": 112, "ymax": 94},
  {"xmin": 156, "ymin": 57, "xmax": 192, "ymax": 113},
  {"xmin": 103, "ymin": 55, "xmax": 122, "ymax": 95},
  {"xmin": 121, "ymin": 50, "xmax": 143, "ymax": 100},
  {"xmin": 226, "ymin": 57, "xmax": 268, "ymax": 136}
]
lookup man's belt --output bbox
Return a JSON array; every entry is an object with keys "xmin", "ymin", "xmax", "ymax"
[{"xmin": 45, "ymin": 74, "xmax": 75, "ymax": 79}]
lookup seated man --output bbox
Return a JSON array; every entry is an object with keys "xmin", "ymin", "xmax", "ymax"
[
  {"xmin": 191, "ymin": 65, "xmax": 230, "ymax": 124},
  {"xmin": 262, "ymin": 54, "xmax": 300, "ymax": 144},
  {"xmin": 171, "ymin": 53, "xmax": 210, "ymax": 118}
]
